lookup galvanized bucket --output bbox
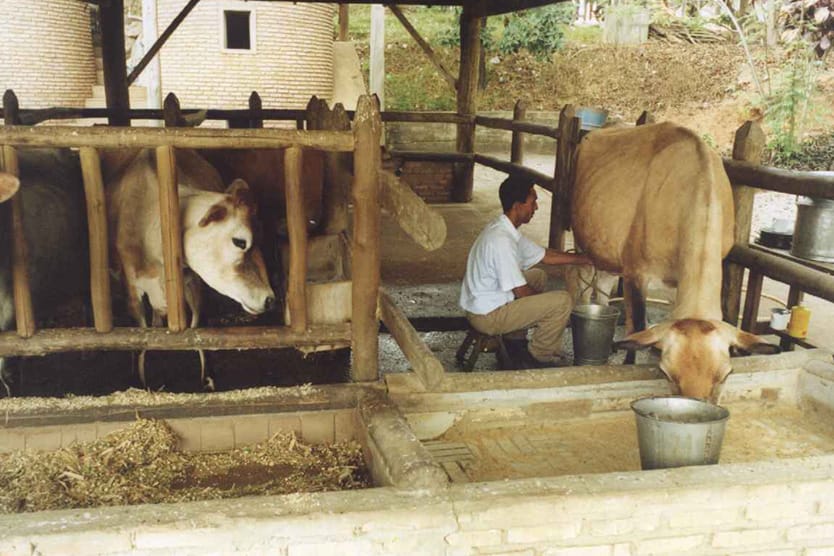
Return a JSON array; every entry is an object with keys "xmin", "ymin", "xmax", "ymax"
[
  {"xmin": 631, "ymin": 396, "xmax": 730, "ymax": 470},
  {"xmin": 570, "ymin": 304, "xmax": 620, "ymax": 365},
  {"xmin": 791, "ymin": 196, "xmax": 834, "ymax": 263}
]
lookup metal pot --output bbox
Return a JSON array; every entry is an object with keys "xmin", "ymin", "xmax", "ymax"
[{"xmin": 791, "ymin": 196, "xmax": 834, "ymax": 263}]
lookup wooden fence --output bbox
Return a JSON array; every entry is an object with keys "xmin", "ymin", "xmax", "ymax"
[{"xmin": 0, "ymin": 91, "xmax": 382, "ymax": 383}]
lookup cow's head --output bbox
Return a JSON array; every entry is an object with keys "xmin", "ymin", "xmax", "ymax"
[
  {"xmin": 615, "ymin": 318, "xmax": 778, "ymax": 402},
  {"xmin": 0, "ymin": 172, "xmax": 20, "ymax": 203},
  {"xmin": 184, "ymin": 179, "xmax": 275, "ymax": 315}
]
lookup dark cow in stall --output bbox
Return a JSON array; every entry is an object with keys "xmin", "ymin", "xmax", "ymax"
[
  {"xmin": 103, "ymin": 148, "xmax": 275, "ymax": 388},
  {"xmin": 0, "ymin": 149, "xmax": 89, "ymax": 394},
  {"xmin": 571, "ymin": 122, "xmax": 775, "ymax": 401}
]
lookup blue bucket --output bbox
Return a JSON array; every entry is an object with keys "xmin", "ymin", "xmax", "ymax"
[{"xmin": 576, "ymin": 107, "xmax": 609, "ymax": 130}]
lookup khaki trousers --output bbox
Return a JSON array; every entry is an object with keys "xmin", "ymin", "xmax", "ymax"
[{"xmin": 466, "ymin": 268, "xmax": 573, "ymax": 360}]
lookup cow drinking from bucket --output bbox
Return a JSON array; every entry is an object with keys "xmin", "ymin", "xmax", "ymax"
[
  {"xmin": 0, "ymin": 149, "xmax": 89, "ymax": 395},
  {"xmin": 571, "ymin": 122, "xmax": 776, "ymax": 402},
  {"xmin": 104, "ymin": 149, "xmax": 275, "ymax": 388}
]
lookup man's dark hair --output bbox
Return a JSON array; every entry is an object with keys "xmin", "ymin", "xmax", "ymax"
[{"xmin": 499, "ymin": 176, "xmax": 534, "ymax": 213}]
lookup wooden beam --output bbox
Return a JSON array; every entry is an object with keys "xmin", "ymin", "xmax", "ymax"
[
  {"xmin": 155, "ymin": 145, "xmax": 187, "ymax": 332},
  {"xmin": 473, "ymin": 154, "xmax": 554, "ymax": 191},
  {"xmin": 382, "ymin": 111, "xmax": 466, "ymax": 123},
  {"xmin": 0, "ymin": 125, "xmax": 356, "ymax": 152},
  {"xmin": 0, "ymin": 325, "xmax": 352, "ymax": 357},
  {"xmin": 79, "ymin": 147, "xmax": 113, "ymax": 333},
  {"xmin": 379, "ymin": 290, "xmax": 444, "ymax": 390},
  {"xmin": 380, "ymin": 169, "xmax": 447, "ymax": 251},
  {"xmin": 453, "ymin": 6, "xmax": 482, "ymax": 202},
  {"xmin": 722, "ymin": 120, "xmax": 765, "ymax": 325},
  {"xmin": 2, "ymin": 91, "xmax": 34, "ymax": 338},
  {"xmin": 127, "ymin": 0, "xmax": 202, "ymax": 86},
  {"xmin": 723, "ymin": 159, "xmax": 834, "ymax": 200},
  {"xmin": 351, "ymin": 95, "xmax": 382, "ymax": 382},
  {"xmin": 740, "ymin": 270, "xmax": 764, "ymax": 331},
  {"xmin": 389, "ymin": 150, "xmax": 471, "ymax": 162},
  {"xmin": 284, "ymin": 146, "xmax": 308, "ymax": 332},
  {"xmin": 550, "ymin": 105, "xmax": 580, "ymax": 250},
  {"xmin": 728, "ymin": 245, "xmax": 834, "ymax": 302},
  {"xmin": 99, "ymin": 0, "xmax": 131, "ymax": 126},
  {"xmin": 476, "ymin": 114, "xmax": 559, "ymax": 138},
  {"xmin": 475, "ymin": 0, "xmax": 565, "ymax": 16},
  {"xmin": 390, "ymin": 5, "xmax": 458, "ymax": 91},
  {"xmin": 511, "ymin": 100, "xmax": 527, "ymax": 164},
  {"xmin": 339, "ymin": 4, "xmax": 350, "ymax": 40}
]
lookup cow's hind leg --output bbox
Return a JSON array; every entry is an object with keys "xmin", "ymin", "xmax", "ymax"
[{"xmin": 622, "ymin": 278, "xmax": 648, "ymax": 364}]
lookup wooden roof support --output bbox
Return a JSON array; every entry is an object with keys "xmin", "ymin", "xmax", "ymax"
[
  {"xmin": 452, "ymin": 6, "xmax": 482, "ymax": 202},
  {"xmin": 389, "ymin": 5, "xmax": 457, "ymax": 91},
  {"xmin": 128, "ymin": 0, "xmax": 202, "ymax": 86},
  {"xmin": 99, "ymin": 0, "xmax": 130, "ymax": 126}
]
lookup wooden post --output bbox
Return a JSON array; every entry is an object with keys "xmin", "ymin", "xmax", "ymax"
[
  {"xmin": 2, "ymin": 90, "xmax": 34, "ymax": 338},
  {"xmin": 510, "ymin": 100, "xmax": 526, "ymax": 165},
  {"xmin": 79, "ymin": 147, "xmax": 113, "ymax": 333},
  {"xmin": 740, "ymin": 269, "xmax": 764, "ymax": 331},
  {"xmin": 339, "ymin": 4, "xmax": 349, "ymax": 41},
  {"xmin": 452, "ymin": 6, "xmax": 482, "ymax": 203},
  {"xmin": 351, "ymin": 95, "xmax": 382, "ymax": 382},
  {"xmin": 284, "ymin": 146, "xmax": 308, "ymax": 332},
  {"xmin": 99, "ymin": 0, "xmax": 131, "ymax": 126},
  {"xmin": 155, "ymin": 146, "xmax": 186, "ymax": 332},
  {"xmin": 323, "ymin": 102, "xmax": 352, "ymax": 235},
  {"xmin": 163, "ymin": 93, "xmax": 183, "ymax": 128},
  {"xmin": 780, "ymin": 285, "xmax": 804, "ymax": 351},
  {"xmin": 248, "ymin": 91, "xmax": 263, "ymax": 129},
  {"xmin": 722, "ymin": 121, "xmax": 765, "ymax": 324},
  {"xmin": 550, "ymin": 105, "xmax": 580, "ymax": 250}
]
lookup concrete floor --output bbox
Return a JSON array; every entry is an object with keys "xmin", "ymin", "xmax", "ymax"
[{"xmin": 380, "ymin": 151, "xmax": 834, "ymax": 358}]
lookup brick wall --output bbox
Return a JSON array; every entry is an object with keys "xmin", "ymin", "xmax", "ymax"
[
  {"xmin": 157, "ymin": 0, "xmax": 334, "ymax": 113},
  {"xmin": 0, "ymin": 0, "xmax": 95, "ymax": 108},
  {"xmin": 390, "ymin": 159, "xmax": 456, "ymax": 203}
]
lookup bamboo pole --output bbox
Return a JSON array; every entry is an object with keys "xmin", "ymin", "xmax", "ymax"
[
  {"xmin": 0, "ymin": 126, "xmax": 356, "ymax": 152},
  {"xmin": 722, "ymin": 121, "xmax": 765, "ymax": 325},
  {"xmin": 155, "ymin": 146, "xmax": 186, "ymax": 332},
  {"xmin": 79, "ymin": 147, "xmax": 113, "ymax": 333},
  {"xmin": 379, "ymin": 290, "xmax": 444, "ymax": 390},
  {"xmin": 351, "ymin": 95, "xmax": 382, "ymax": 382},
  {"xmin": 550, "ymin": 105, "xmax": 580, "ymax": 250},
  {"xmin": 452, "ymin": 6, "xmax": 482, "ymax": 203},
  {"xmin": 284, "ymin": 146, "xmax": 308, "ymax": 332},
  {"xmin": 511, "ymin": 100, "xmax": 527, "ymax": 165},
  {"xmin": 0, "ymin": 324, "xmax": 352, "ymax": 357},
  {"xmin": 2, "ymin": 91, "xmax": 34, "ymax": 338}
]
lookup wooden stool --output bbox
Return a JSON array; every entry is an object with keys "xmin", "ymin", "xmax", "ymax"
[{"xmin": 455, "ymin": 328, "xmax": 510, "ymax": 371}]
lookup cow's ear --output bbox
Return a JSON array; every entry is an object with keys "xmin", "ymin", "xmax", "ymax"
[
  {"xmin": 0, "ymin": 172, "xmax": 20, "ymax": 203},
  {"xmin": 719, "ymin": 322, "xmax": 780, "ymax": 355},
  {"xmin": 614, "ymin": 322, "xmax": 670, "ymax": 352},
  {"xmin": 199, "ymin": 203, "xmax": 228, "ymax": 227}
]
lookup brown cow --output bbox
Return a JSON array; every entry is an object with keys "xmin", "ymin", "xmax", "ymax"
[{"xmin": 571, "ymin": 122, "xmax": 775, "ymax": 401}]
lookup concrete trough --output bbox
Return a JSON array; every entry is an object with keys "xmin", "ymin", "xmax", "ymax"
[{"xmin": 3, "ymin": 350, "xmax": 834, "ymax": 555}]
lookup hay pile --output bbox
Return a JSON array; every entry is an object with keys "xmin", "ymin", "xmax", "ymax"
[{"xmin": 0, "ymin": 418, "xmax": 369, "ymax": 514}]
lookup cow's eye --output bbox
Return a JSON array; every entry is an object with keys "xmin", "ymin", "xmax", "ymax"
[{"xmin": 232, "ymin": 238, "xmax": 247, "ymax": 250}]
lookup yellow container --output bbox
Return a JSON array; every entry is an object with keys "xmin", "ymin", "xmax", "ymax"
[{"xmin": 787, "ymin": 305, "xmax": 811, "ymax": 339}]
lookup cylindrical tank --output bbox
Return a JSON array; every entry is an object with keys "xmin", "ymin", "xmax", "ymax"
[
  {"xmin": 791, "ymin": 197, "xmax": 834, "ymax": 263},
  {"xmin": 0, "ymin": 0, "xmax": 96, "ymax": 109}
]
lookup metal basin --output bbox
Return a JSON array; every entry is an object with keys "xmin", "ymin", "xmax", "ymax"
[{"xmin": 631, "ymin": 396, "xmax": 730, "ymax": 470}]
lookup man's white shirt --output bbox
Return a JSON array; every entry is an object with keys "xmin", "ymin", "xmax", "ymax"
[{"xmin": 459, "ymin": 214, "xmax": 545, "ymax": 315}]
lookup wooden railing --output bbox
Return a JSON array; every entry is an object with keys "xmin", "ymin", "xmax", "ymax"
[{"xmin": 0, "ymin": 92, "xmax": 383, "ymax": 382}]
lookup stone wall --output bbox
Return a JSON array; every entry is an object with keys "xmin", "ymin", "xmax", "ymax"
[
  {"xmin": 0, "ymin": 0, "xmax": 96, "ymax": 108},
  {"xmin": 158, "ymin": 0, "xmax": 334, "ymax": 114}
]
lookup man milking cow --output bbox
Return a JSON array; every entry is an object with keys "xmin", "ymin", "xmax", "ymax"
[{"xmin": 459, "ymin": 176, "xmax": 592, "ymax": 368}]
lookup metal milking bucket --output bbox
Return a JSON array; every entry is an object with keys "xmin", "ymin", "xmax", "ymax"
[{"xmin": 570, "ymin": 304, "xmax": 620, "ymax": 365}]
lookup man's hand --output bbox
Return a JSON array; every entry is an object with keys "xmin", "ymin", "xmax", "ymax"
[
  {"xmin": 541, "ymin": 249, "xmax": 594, "ymax": 266},
  {"xmin": 512, "ymin": 284, "xmax": 539, "ymax": 299}
]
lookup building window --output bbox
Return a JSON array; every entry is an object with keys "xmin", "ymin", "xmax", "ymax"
[{"xmin": 223, "ymin": 9, "xmax": 253, "ymax": 50}]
